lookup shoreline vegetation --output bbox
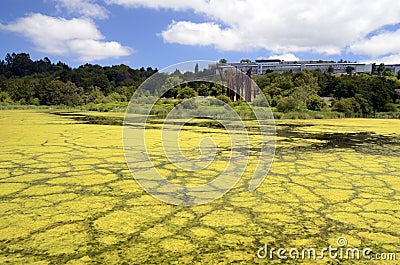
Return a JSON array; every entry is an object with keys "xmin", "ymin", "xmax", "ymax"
[
  {"xmin": 0, "ymin": 103, "xmax": 399, "ymax": 121},
  {"xmin": 0, "ymin": 52, "xmax": 399, "ymax": 119}
]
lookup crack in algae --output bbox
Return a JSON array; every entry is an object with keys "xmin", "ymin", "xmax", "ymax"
[{"xmin": 0, "ymin": 110, "xmax": 399, "ymax": 264}]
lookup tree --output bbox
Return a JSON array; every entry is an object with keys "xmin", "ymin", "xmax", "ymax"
[
  {"xmin": 94, "ymin": 74, "xmax": 111, "ymax": 93},
  {"xmin": 332, "ymin": 97, "xmax": 360, "ymax": 116},
  {"xmin": 215, "ymin": 95, "xmax": 231, "ymax": 104},
  {"xmin": 370, "ymin": 77, "xmax": 392, "ymax": 111},
  {"xmin": 180, "ymin": 98, "xmax": 198, "ymax": 109},
  {"xmin": 0, "ymin": 91, "xmax": 13, "ymax": 104},
  {"xmin": 4, "ymin": 53, "xmax": 34, "ymax": 77},
  {"xmin": 86, "ymin": 87, "xmax": 105, "ymax": 104},
  {"xmin": 252, "ymin": 94, "xmax": 270, "ymax": 107},
  {"xmin": 240, "ymin": 59, "xmax": 252, "ymax": 63},
  {"xmin": 383, "ymin": 103, "xmax": 398, "ymax": 112},
  {"xmin": 333, "ymin": 76, "xmax": 357, "ymax": 98},
  {"xmin": 293, "ymin": 70, "xmax": 320, "ymax": 92},
  {"xmin": 116, "ymin": 86, "xmax": 136, "ymax": 100},
  {"xmin": 377, "ymin": 63, "xmax": 386, "ymax": 76},
  {"xmin": 197, "ymin": 83, "xmax": 210, "ymax": 96},
  {"xmin": 161, "ymin": 76, "xmax": 182, "ymax": 98},
  {"xmin": 219, "ymin": 58, "xmax": 227, "ymax": 64},
  {"xmin": 290, "ymin": 85, "xmax": 319, "ymax": 104},
  {"xmin": 35, "ymin": 80, "xmax": 80, "ymax": 106},
  {"xmin": 274, "ymin": 74, "xmax": 294, "ymax": 90},
  {"xmin": 262, "ymin": 83, "xmax": 282, "ymax": 98},
  {"xmin": 277, "ymin": 96, "xmax": 303, "ymax": 112},
  {"xmin": 46, "ymin": 80, "xmax": 82, "ymax": 106},
  {"xmin": 105, "ymin": 92, "xmax": 123, "ymax": 103},
  {"xmin": 194, "ymin": 63, "xmax": 199, "ymax": 74},
  {"xmin": 210, "ymin": 84, "xmax": 223, "ymax": 97},
  {"xmin": 306, "ymin": 95, "xmax": 327, "ymax": 111},
  {"xmin": 327, "ymin": 65, "xmax": 334, "ymax": 74},
  {"xmin": 177, "ymin": 86, "xmax": 197, "ymax": 99},
  {"xmin": 4, "ymin": 77, "xmax": 35, "ymax": 103},
  {"xmin": 354, "ymin": 94, "xmax": 372, "ymax": 115},
  {"xmin": 346, "ymin": 66, "xmax": 355, "ymax": 75},
  {"xmin": 383, "ymin": 68, "xmax": 394, "ymax": 77},
  {"xmin": 254, "ymin": 74, "xmax": 272, "ymax": 90}
]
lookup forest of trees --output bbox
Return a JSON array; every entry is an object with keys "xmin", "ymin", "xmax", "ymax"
[
  {"xmin": 0, "ymin": 53, "xmax": 399, "ymax": 116},
  {"xmin": 254, "ymin": 69, "xmax": 400, "ymax": 115},
  {"xmin": 0, "ymin": 53, "xmax": 157, "ymax": 107}
]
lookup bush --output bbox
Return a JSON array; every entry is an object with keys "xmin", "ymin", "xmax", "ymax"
[
  {"xmin": 229, "ymin": 99, "xmax": 249, "ymax": 108},
  {"xmin": 0, "ymin": 91, "xmax": 14, "ymax": 104},
  {"xmin": 29, "ymin": 97, "xmax": 40, "ymax": 106},
  {"xmin": 273, "ymin": 112, "xmax": 284, "ymax": 119},
  {"xmin": 87, "ymin": 87, "xmax": 105, "ymax": 104},
  {"xmin": 197, "ymin": 84, "xmax": 210, "ymax": 97},
  {"xmin": 277, "ymin": 96, "xmax": 303, "ymax": 113},
  {"xmin": 150, "ymin": 104, "xmax": 174, "ymax": 117},
  {"xmin": 252, "ymin": 94, "xmax": 270, "ymax": 107},
  {"xmin": 130, "ymin": 96, "xmax": 158, "ymax": 105},
  {"xmin": 177, "ymin": 86, "xmax": 197, "ymax": 99},
  {"xmin": 105, "ymin": 92, "xmax": 122, "ymax": 103},
  {"xmin": 159, "ymin": 98, "xmax": 176, "ymax": 105},
  {"xmin": 271, "ymin": 96, "xmax": 281, "ymax": 107},
  {"xmin": 284, "ymin": 112, "xmax": 311, "ymax": 119},
  {"xmin": 306, "ymin": 95, "xmax": 327, "ymax": 111},
  {"xmin": 216, "ymin": 95, "xmax": 231, "ymax": 104},
  {"xmin": 86, "ymin": 103, "xmax": 98, "ymax": 111},
  {"xmin": 383, "ymin": 103, "xmax": 398, "ymax": 112},
  {"xmin": 180, "ymin": 99, "xmax": 198, "ymax": 109},
  {"xmin": 332, "ymin": 97, "xmax": 360, "ymax": 116}
]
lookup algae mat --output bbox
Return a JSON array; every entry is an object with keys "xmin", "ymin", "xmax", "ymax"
[{"xmin": 0, "ymin": 110, "xmax": 399, "ymax": 264}]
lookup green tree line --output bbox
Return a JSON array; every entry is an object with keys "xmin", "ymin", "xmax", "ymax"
[
  {"xmin": 0, "ymin": 53, "xmax": 399, "ymax": 116},
  {"xmin": 0, "ymin": 53, "xmax": 157, "ymax": 106},
  {"xmin": 254, "ymin": 69, "xmax": 400, "ymax": 115}
]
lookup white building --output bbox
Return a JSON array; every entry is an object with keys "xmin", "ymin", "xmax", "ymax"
[{"xmin": 215, "ymin": 59, "xmax": 400, "ymax": 76}]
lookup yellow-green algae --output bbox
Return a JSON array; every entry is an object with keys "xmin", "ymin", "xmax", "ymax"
[{"xmin": 0, "ymin": 110, "xmax": 399, "ymax": 264}]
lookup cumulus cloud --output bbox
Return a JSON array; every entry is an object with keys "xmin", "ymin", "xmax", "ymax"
[
  {"xmin": 374, "ymin": 54, "xmax": 400, "ymax": 64},
  {"xmin": 53, "ymin": 0, "xmax": 109, "ymax": 19},
  {"xmin": 0, "ymin": 13, "xmax": 132, "ymax": 62},
  {"xmin": 68, "ymin": 39, "xmax": 132, "ymax": 61},
  {"xmin": 267, "ymin": 54, "xmax": 300, "ymax": 62},
  {"xmin": 350, "ymin": 28, "xmax": 400, "ymax": 64},
  {"xmin": 360, "ymin": 53, "xmax": 400, "ymax": 65},
  {"xmin": 107, "ymin": 0, "xmax": 400, "ymax": 58},
  {"xmin": 105, "ymin": 0, "xmax": 206, "ymax": 11},
  {"xmin": 350, "ymin": 29, "xmax": 400, "ymax": 57},
  {"xmin": 161, "ymin": 21, "xmax": 241, "ymax": 50}
]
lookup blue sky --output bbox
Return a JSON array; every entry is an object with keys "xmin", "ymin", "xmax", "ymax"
[{"xmin": 1, "ymin": 0, "xmax": 400, "ymax": 69}]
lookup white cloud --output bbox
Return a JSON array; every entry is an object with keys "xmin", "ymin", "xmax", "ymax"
[
  {"xmin": 0, "ymin": 13, "xmax": 132, "ymax": 62},
  {"xmin": 107, "ymin": 0, "xmax": 400, "ymax": 58},
  {"xmin": 360, "ymin": 53, "xmax": 400, "ymax": 65},
  {"xmin": 69, "ymin": 39, "xmax": 132, "ymax": 61},
  {"xmin": 161, "ymin": 21, "xmax": 241, "ymax": 50},
  {"xmin": 350, "ymin": 29, "xmax": 400, "ymax": 57},
  {"xmin": 267, "ymin": 53, "xmax": 300, "ymax": 62},
  {"xmin": 105, "ymin": 0, "xmax": 206, "ymax": 11},
  {"xmin": 374, "ymin": 54, "xmax": 400, "ymax": 64},
  {"xmin": 53, "ymin": 0, "xmax": 109, "ymax": 19}
]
